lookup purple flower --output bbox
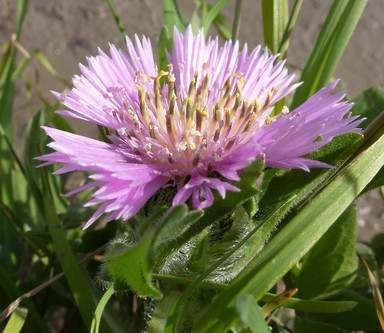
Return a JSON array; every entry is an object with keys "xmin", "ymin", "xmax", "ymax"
[{"xmin": 37, "ymin": 26, "xmax": 362, "ymax": 229}]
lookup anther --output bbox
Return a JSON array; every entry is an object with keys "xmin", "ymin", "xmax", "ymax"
[
  {"xmin": 221, "ymin": 78, "xmax": 232, "ymax": 107},
  {"xmin": 225, "ymin": 108, "xmax": 231, "ymax": 128},
  {"xmin": 213, "ymin": 128, "xmax": 220, "ymax": 142},
  {"xmin": 169, "ymin": 95, "xmax": 176, "ymax": 116},
  {"xmin": 168, "ymin": 73, "xmax": 176, "ymax": 102},
  {"xmin": 213, "ymin": 104, "xmax": 220, "ymax": 122},
  {"xmin": 192, "ymin": 153, "xmax": 200, "ymax": 166},
  {"xmin": 225, "ymin": 138, "xmax": 236, "ymax": 151},
  {"xmin": 240, "ymin": 100, "xmax": 248, "ymax": 119},
  {"xmin": 201, "ymin": 71, "xmax": 209, "ymax": 101},
  {"xmin": 166, "ymin": 114, "xmax": 173, "ymax": 134},
  {"xmin": 232, "ymin": 93, "xmax": 241, "ymax": 112},
  {"xmin": 149, "ymin": 123, "xmax": 156, "ymax": 139},
  {"xmin": 201, "ymin": 106, "xmax": 208, "ymax": 118},
  {"xmin": 167, "ymin": 153, "xmax": 174, "ymax": 164},
  {"xmin": 186, "ymin": 97, "xmax": 194, "ymax": 126},
  {"xmin": 262, "ymin": 91, "xmax": 273, "ymax": 110},
  {"xmin": 137, "ymin": 85, "xmax": 150, "ymax": 124},
  {"xmin": 196, "ymin": 109, "xmax": 202, "ymax": 132}
]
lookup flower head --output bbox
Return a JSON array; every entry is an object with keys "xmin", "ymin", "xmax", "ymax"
[{"xmin": 38, "ymin": 26, "xmax": 362, "ymax": 229}]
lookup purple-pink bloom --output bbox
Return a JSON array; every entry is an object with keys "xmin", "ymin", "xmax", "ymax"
[{"xmin": 37, "ymin": 26, "xmax": 362, "ymax": 229}]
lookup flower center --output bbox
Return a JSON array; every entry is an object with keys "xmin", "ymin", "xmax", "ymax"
[{"xmin": 113, "ymin": 67, "xmax": 279, "ymax": 178}]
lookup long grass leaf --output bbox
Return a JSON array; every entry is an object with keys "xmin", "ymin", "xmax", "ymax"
[
  {"xmin": 276, "ymin": 0, "xmax": 303, "ymax": 61},
  {"xmin": 163, "ymin": 0, "xmax": 187, "ymax": 34},
  {"xmin": 3, "ymin": 307, "xmax": 28, "ymax": 333},
  {"xmin": 42, "ymin": 172, "xmax": 96, "ymax": 327},
  {"xmin": 291, "ymin": 0, "xmax": 367, "ymax": 108},
  {"xmin": 236, "ymin": 295, "xmax": 270, "ymax": 333},
  {"xmin": 202, "ymin": 0, "xmax": 230, "ymax": 38},
  {"xmin": 231, "ymin": 0, "xmax": 242, "ymax": 42},
  {"xmin": 90, "ymin": 287, "xmax": 115, "ymax": 333},
  {"xmin": 262, "ymin": 0, "xmax": 288, "ymax": 54}
]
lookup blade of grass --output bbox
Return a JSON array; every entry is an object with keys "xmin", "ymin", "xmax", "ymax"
[
  {"xmin": 163, "ymin": 0, "xmax": 187, "ymax": 34},
  {"xmin": 262, "ymin": 0, "xmax": 288, "ymax": 54},
  {"xmin": 236, "ymin": 295, "xmax": 270, "ymax": 333},
  {"xmin": 3, "ymin": 307, "xmax": 28, "ymax": 333},
  {"xmin": 291, "ymin": 0, "xmax": 367, "ymax": 108},
  {"xmin": 276, "ymin": 0, "xmax": 303, "ymax": 62},
  {"xmin": 41, "ymin": 171, "xmax": 96, "ymax": 327},
  {"xmin": 202, "ymin": 0, "xmax": 230, "ymax": 39},
  {"xmin": 90, "ymin": 287, "xmax": 115, "ymax": 333},
  {"xmin": 231, "ymin": 0, "xmax": 242, "ymax": 42}
]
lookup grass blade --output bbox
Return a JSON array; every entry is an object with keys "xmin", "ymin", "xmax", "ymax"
[
  {"xmin": 202, "ymin": 0, "xmax": 230, "ymax": 38},
  {"xmin": 163, "ymin": 0, "xmax": 187, "ymax": 34},
  {"xmin": 236, "ymin": 295, "xmax": 270, "ymax": 333},
  {"xmin": 262, "ymin": 0, "xmax": 288, "ymax": 54},
  {"xmin": 231, "ymin": 0, "xmax": 242, "ymax": 42},
  {"xmin": 276, "ymin": 0, "xmax": 303, "ymax": 61},
  {"xmin": 90, "ymin": 287, "xmax": 115, "ymax": 333},
  {"xmin": 42, "ymin": 172, "xmax": 96, "ymax": 327},
  {"xmin": 3, "ymin": 307, "xmax": 28, "ymax": 333},
  {"xmin": 291, "ymin": 0, "xmax": 367, "ymax": 108}
]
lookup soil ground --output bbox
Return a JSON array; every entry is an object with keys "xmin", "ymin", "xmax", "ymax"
[{"xmin": 1, "ymin": 0, "xmax": 384, "ymax": 242}]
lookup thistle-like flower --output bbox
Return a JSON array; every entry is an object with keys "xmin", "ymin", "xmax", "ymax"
[{"xmin": 38, "ymin": 26, "xmax": 362, "ymax": 229}]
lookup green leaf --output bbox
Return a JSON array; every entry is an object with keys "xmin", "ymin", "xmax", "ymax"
[
  {"xmin": 202, "ymin": 0, "xmax": 231, "ymax": 39},
  {"xmin": 42, "ymin": 174, "xmax": 96, "ymax": 327},
  {"xmin": 90, "ymin": 287, "xmax": 114, "ymax": 333},
  {"xmin": 262, "ymin": 0, "xmax": 288, "ymax": 54},
  {"xmin": 191, "ymin": 122, "xmax": 384, "ymax": 332},
  {"xmin": 309, "ymin": 290, "xmax": 381, "ymax": 331},
  {"xmin": 3, "ymin": 307, "xmax": 28, "ymax": 333},
  {"xmin": 106, "ymin": 206, "xmax": 191, "ymax": 297},
  {"xmin": 231, "ymin": 0, "xmax": 242, "ymax": 42},
  {"xmin": 291, "ymin": 0, "xmax": 368, "ymax": 108},
  {"xmin": 350, "ymin": 86, "xmax": 384, "ymax": 130},
  {"xmin": 156, "ymin": 181, "xmax": 259, "ymax": 268},
  {"xmin": 295, "ymin": 204, "xmax": 358, "ymax": 300},
  {"xmin": 157, "ymin": 26, "xmax": 173, "ymax": 72},
  {"xmin": 163, "ymin": 0, "xmax": 187, "ymax": 35},
  {"xmin": 236, "ymin": 294, "xmax": 270, "ymax": 333},
  {"xmin": 107, "ymin": 231, "xmax": 162, "ymax": 297},
  {"xmin": 371, "ymin": 233, "xmax": 384, "ymax": 268},
  {"xmin": 147, "ymin": 291, "xmax": 181, "ymax": 333},
  {"xmin": 276, "ymin": 0, "xmax": 303, "ymax": 61},
  {"xmin": 294, "ymin": 317, "xmax": 348, "ymax": 333},
  {"xmin": 162, "ymin": 197, "xmax": 294, "ymax": 333},
  {"xmin": 261, "ymin": 293, "xmax": 357, "ymax": 313}
]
